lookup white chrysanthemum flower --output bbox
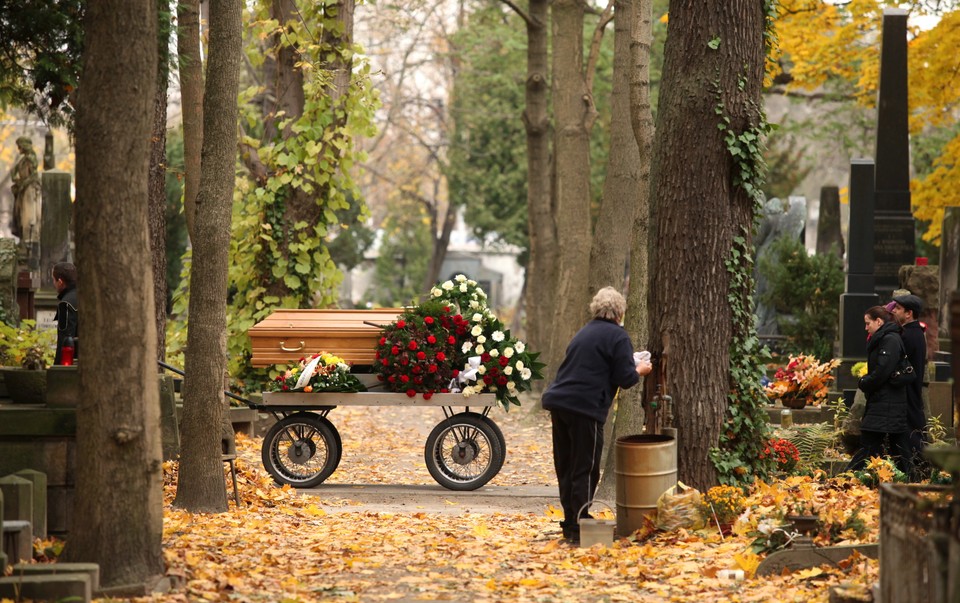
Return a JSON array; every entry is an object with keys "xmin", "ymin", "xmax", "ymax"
[
  {"xmin": 515, "ymin": 360, "xmax": 525, "ymax": 370},
  {"xmin": 462, "ymin": 341, "xmax": 473, "ymax": 353},
  {"xmin": 442, "ymin": 280, "xmax": 454, "ymax": 290},
  {"xmin": 515, "ymin": 341, "xmax": 526, "ymax": 353},
  {"xmin": 472, "ymin": 313, "xmax": 483, "ymax": 322},
  {"xmin": 489, "ymin": 349, "xmax": 499, "ymax": 358},
  {"xmin": 520, "ymin": 368, "xmax": 532, "ymax": 380},
  {"xmin": 503, "ymin": 347, "xmax": 514, "ymax": 359},
  {"xmin": 475, "ymin": 344, "xmax": 485, "ymax": 354},
  {"xmin": 459, "ymin": 283, "xmax": 468, "ymax": 292},
  {"xmin": 467, "ymin": 279, "xmax": 477, "ymax": 286},
  {"xmin": 507, "ymin": 380, "xmax": 517, "ymax": 391},
  {"xmin": 478, "ymin": 365, "xmax": 486, "ymax": 375},
  {"xmin": 469, "ymin": 300, "xmax": 480, "ymax": 309},
  {"xmin": 471, "ymin": 325, "xmax": 483, "ymax": 337},
  {"xmin": 476, "ymin": 335, "xmax": 487, "ymax": 344},
  {"xmin": 455, "ymin": 274, "xmax": 467, "ymax": 282},
  {"xmin": 492, "ymin": 331, "xmax": 504, "ymax": 342},
  {"xmin": 432, "ymin": 287, "xmax": 443, "ymax": 297},
  {"xmin": 462, "ymin": 386, "xmax": 475, "ymax": 397},
  {"xmin": 504, "ymin": 366, "xmax": 513, "ymax": 375}
]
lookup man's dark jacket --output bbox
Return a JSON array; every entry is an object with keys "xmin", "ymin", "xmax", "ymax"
[
  {"xmin": 541, "ymin": 318, "xmax": 639, "ymax": 423},
  {"xmin": 54, "ymin": 285, "xmax": 78, "ymax": 364},
  {"xmin": 900, "ymin": 320, "xmax": 926, "ymax": 431}
]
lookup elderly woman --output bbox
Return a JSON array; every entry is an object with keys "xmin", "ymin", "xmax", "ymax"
[{"xmin": 541, "ymin": 287, "xmax": 652, "ymax": 544}]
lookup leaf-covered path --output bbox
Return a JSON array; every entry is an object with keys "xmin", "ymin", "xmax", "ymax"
[{"xmin": 145, "ymin": 404, "xmax": 880, "ymax": 602}]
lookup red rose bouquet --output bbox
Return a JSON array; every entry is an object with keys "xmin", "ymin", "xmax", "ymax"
[{"xmin": 374, "ymin": 301, "xmax": 465, "ymax": 399}]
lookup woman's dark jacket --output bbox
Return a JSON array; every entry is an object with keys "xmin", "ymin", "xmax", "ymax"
[
  {"xmin": 858, "ymin": 320, "xmax": 908, "ymax": 433},
  {"xmin": 541, "ymin": 318, "xmax": 639, "ymax": 423}
]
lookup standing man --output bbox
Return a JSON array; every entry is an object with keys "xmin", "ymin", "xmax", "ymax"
[
  {"xmin": 53, "ymin": 262, "xmax": 78, "ymax": 365},
  {"xmin": 541, "ymin": 287, "xmax": 652, "ymax": 544},
  {"xmin": 890, "ymin": 293, "xmax": 926, "ymax": 477}
]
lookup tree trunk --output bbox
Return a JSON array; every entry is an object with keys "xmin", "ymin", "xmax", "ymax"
[
  {"xmin": 645, "ymin": 0, "xmax": 765, "ymax": 490},
  {"xmin": 596, "ymin": 0, "xmax": 652, "ymax": 501},
  {"xmin": 545, "ymin": 0, "xmax": 596, "ymax": 381},
  {"xmin": 521, "ymin": 0, "xmax": 555, "ymax": 363},
  {"xmin": 588, "ymin": 1, "xmax": 641, "ymax": 296},
  {"xmin": 150, "ymin": 0, "xmax": 171, "ymax": 361},
  {"xmin": 177, "ymin": 0, "xmax": 203, "ymax": 241},
  {"xmin": 63, "ymin": 0, "xmax": 164, "ymax": 588},
  {"xmin": 174, "ymin": 0, "xmax": 243, "ymax": 512}
]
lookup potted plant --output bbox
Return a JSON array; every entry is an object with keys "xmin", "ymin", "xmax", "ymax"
[{"xmin": 0, "ymin": 319, "xmax": 55, "ymax": 404}]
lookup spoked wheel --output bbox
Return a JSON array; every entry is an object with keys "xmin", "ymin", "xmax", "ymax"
[
  {"xmin": 424, "ymin": 412, "xmax": 504, "ymax": 491},
  {"xmin": 477, "ymin": 414, "xmax": 506, "ymax": 476},
  {"xmin": 261, "ymin": 412, "xmax": 341, "ymax": 488}
]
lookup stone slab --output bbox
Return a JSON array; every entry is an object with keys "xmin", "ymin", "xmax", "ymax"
[
  {"xmin": 0, "ymin": 572, "xmax": 91, "ymax": 603},
  {"xmin": 757, "ymin": 543, "xmax": 878, "ymax": 577},
  {"xmin": 0, "ymin": 439, "xmax": 72, "ymax": 486},
  {"xmin": 14, "ymin": 469, "xmax": 46, "ymax": 538},
  {"xmin": 45, "ymin": 485, "xmax": 73, "ymax": 536},
  {"xmin": 12, "ymin": 561, "xmax": 100, "ymax": 592},
  {"xmin": 45, "ymin": 365, "xmax": 79, "ymax": 407},
  {"xmin": 2, "ymin": 519, "xmax": 32, "ymax": 564},
  {"xmin": 0, "ymin": 407, "xmax": 76, "ymax": 436}
]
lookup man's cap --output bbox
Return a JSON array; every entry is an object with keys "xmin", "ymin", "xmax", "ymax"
[{"xmin": 892, "ymin": 294, "xmax": 923, "ymax": 317}]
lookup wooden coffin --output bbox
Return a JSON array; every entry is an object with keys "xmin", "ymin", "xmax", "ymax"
[{"xmin": 248, "ymin": 308, "xmax": 404, "ymax": 368}]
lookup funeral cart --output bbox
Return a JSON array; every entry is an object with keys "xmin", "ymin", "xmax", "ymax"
[{"xmin": 248, "ymin": 309, "xmax": 507, "ymax": 491}]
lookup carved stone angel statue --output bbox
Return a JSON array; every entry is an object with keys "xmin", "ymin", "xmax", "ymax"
[{"xmin": 11, "ymin": 136, "xmax": 42, "ymax": 269}]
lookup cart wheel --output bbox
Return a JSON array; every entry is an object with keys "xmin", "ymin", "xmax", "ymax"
[
  {"xmin": 424, "ymin": 412, "xmax": 503, "ymax": 491},
  {"xmin": 262, "ymin": 413, "xmax": 341, "ymax": 488},
  {"xmin": 477, "ymin": 415, "xmax": 506, "ymax": 476}
]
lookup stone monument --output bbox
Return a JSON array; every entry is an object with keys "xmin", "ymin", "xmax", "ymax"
[
  {"xmin": 816, "ymin": 186, "xmax": 844, "ymax": 258},
  {"xmin": 872, "ymin": 9, "xmax": 915, "ymax": 299},
  {"xmin": 939, "ymin": 206, "xmax": 960, "ymax": 340},
  {"xmin": 838, "ymin": 160, "xmax": 880, "ymax": 389},
  {"xmin": 11, "ymin": 137, "xmax": 42, "ymax": 271}
]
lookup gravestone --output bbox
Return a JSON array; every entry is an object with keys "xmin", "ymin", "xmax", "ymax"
[
  {"xmin": 13, "ymin": 469, "xmax": 46, "ymax": 538},
  {"xmin": 939, "ymin": 206, "xmax": 960, "ymax": 339},
  {"xmin": 899, "ymin": 263, "xmax": 940, "ymax": 358},
  {"xmin": 40, "ymin": 170, "xmax": 73, "ymax": 291},
  {"xmin": 816, "ymin": 186, "xmax": 844, "ymax": 257},
  {"xmin": 838, "ymin": 160, "xmax": 880, "ymax": 364},
  {"xmin": 872, "ymin": 9, "xmax": 915, "ymax": 299}
]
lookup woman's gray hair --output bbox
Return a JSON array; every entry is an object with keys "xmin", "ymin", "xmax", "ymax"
[{"xmin": 590, "ymin": 287, "xmax": 626, "ymax": 321}]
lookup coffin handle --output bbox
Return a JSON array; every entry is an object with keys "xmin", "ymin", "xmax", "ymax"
[{"xmin": 280, "ymin": 340, "xmax": 305, "ymax": 352}]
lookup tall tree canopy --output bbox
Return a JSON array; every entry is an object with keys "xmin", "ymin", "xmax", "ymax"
[{"xmin": 0, "ymin": 0, "xmax": 84, "ymax": 126}]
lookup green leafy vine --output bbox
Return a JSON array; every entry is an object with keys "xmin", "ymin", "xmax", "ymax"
[
  {"xmin": 709, "ymin": 4, "xmax": 780, "ymax": 484},
  {"xmin": 167, "ymin": 0, "xmax": 380, "ymax": 392}
]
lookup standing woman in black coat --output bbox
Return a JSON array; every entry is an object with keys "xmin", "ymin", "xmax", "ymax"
[{"xmin": 845, "ymin": 306, "xmax": 913, "ymax": 476}]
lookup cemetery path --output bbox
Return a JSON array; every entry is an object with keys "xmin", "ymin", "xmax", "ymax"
[{"xmin": 150, "ymin": 402, "xmax": 882, "ymax": 603}]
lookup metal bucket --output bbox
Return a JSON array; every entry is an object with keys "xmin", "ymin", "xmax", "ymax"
[
  {"xmin": 578, "ymin": 500, "xmax": 615, "ymax": 548},
  {"xmin": 615, "ymin": 434, "xmax": 677, "ymax": 537}
]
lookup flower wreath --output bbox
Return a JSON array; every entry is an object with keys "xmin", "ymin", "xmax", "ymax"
[{"xmin": 266, "ymin": 352, "xmax": 366, "ymax": 393}]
